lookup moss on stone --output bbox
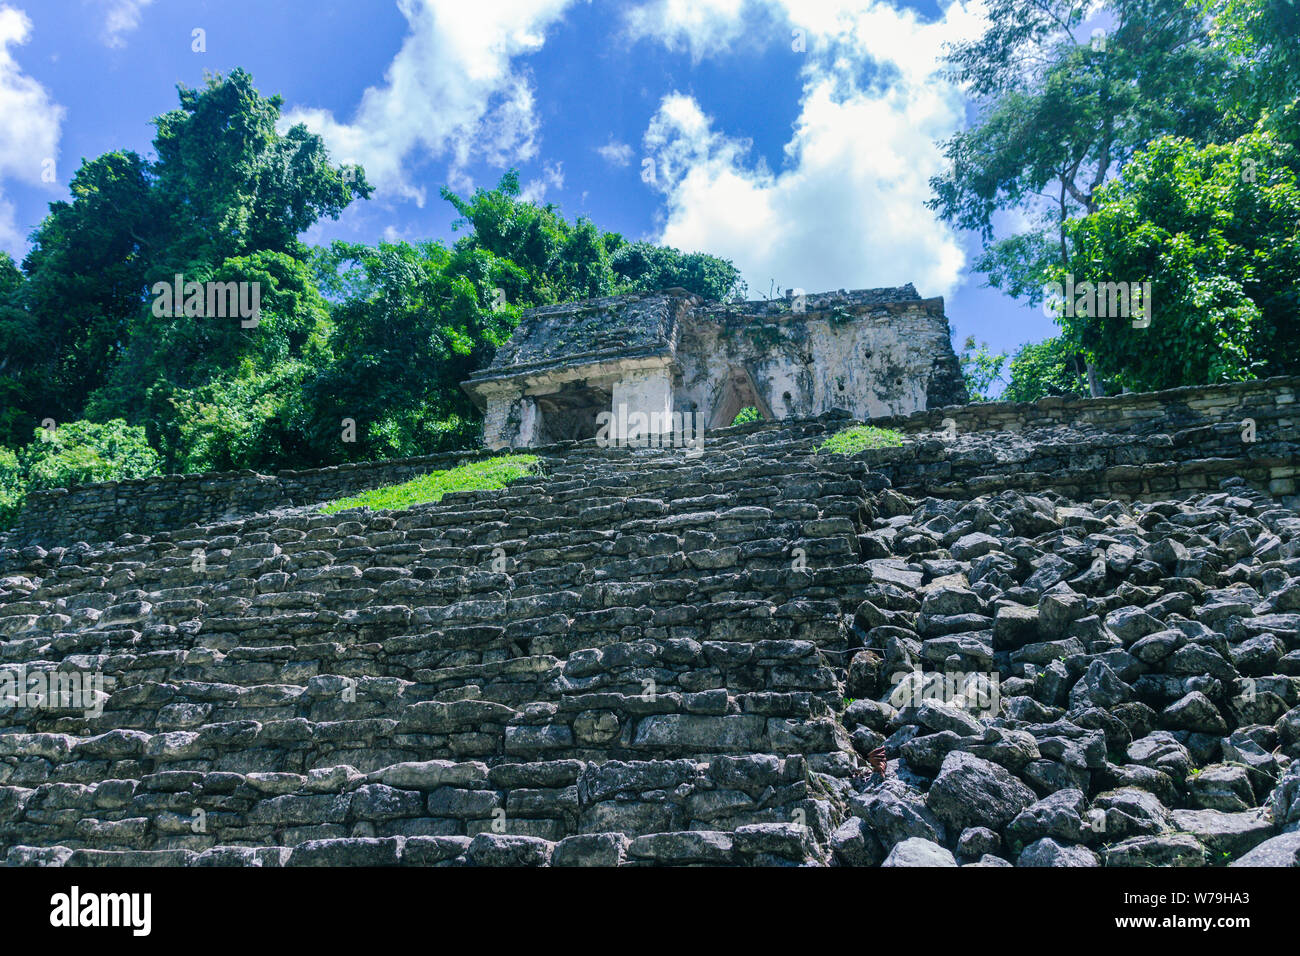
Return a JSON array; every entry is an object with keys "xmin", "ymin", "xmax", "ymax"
[
  {"xmin": 320, "ymin": 455, "xmax": 541, "ymax": 513},
  {"xmin": 818, "ymin": 424, "xmax": 904, "ymax": 455}
]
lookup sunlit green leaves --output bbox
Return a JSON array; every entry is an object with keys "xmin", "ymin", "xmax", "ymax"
[
  {"xmin": 1003, "ymin": 336, "xmax": 1091, "ymax": 402},
  {"xmin": 1056, "ymin": 123, "xmax": 1300, "ymax": 390}
]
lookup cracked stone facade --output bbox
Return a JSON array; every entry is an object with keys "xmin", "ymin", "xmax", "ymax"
[{"xmin": 462, "ymin": 285, "xmax": 968, "ymax": 449}]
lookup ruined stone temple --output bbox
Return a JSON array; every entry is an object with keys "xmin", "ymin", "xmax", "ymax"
[{"xmin": 461, "ymin": 285, "xmax": 968, "ymax": 448}]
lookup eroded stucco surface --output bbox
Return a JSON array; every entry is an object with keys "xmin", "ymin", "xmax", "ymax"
[{"xmin": 464, "ymin": 285, "xmax": 967, "ymax": 448}]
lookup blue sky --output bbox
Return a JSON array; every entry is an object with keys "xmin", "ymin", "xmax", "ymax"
[{"xmin": 0, "ymin": 0, "xmax": 1055, "ymax": 371}]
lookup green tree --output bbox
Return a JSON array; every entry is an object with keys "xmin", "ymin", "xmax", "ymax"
[
  {"xmin": 90, "ymin": 250, "xmax": 334, "ymax": 460},
  {"xmin": 5, "ymin": 70, "xmax": 369, "ymax": 454},
  {"xmin": 303, "ymin": 239, "xmax": 517, "ymax": 463},
  {"xmin": 958, "ymin": 335, "xmax": 1009, "ymax": 402},
  {"xmin": 1002, "ymin": 336, "xmax": 1091, "ymax": 402},
  {"xmin": 441, "ymin": 171, "xmax": 745, "ymax": 304},
  {"xmin": 0, "ymin": 253, "xmax": 34, "ymax": 447},
  {"xmin": 441, "ymin": 170, "xmax": 614, "ymax": 306},
  {"xmin": 19, "ymin": 419, "xmax": 161, "ymax": 489},
  {"xmin": 12, "ymin": 151, "xmax": 155, "ymax": 434},
  {"xmin": 167, "ymin": 360, "xmax": 316, "ymax": 473},
  {"xmin": 1054, "ymin": 120, "xmax": 1300, "ymax": 390},
  {"xmin": 611, "ymin": 240, "xmax": 747, "ymax": 302},
  {"xmin": 929, "ymin": 0, "xmax": 1242, "ymax": 317},
  {"xmin": 1205, "ymin": 0, "xmax": 1300, "ymax": 121},
  {"xmin": 0, "ymin": 447, "xmax": 22, "ymax": 529},
  {"xmin": 150, "ymin": 69, "xmax": 370, "ymax": 271},
  {"xmin": 0, "ymin": 420, "xmax": 162, "ymax": 528}
]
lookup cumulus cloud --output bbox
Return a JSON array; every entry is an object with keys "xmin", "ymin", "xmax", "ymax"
[
  {"xmin": 595, "ymin": 138, "xmax": 633, "ymax": 167},
  {"xmin": 0, "ymin": 195, "xmax": 21, "ymax": 251},
  {"xmin": 520, "ymin": 160, "xmax": 564, "ymax": 203},
  {"xmin": 623, "ymin": 0, "xmax": 758, "ymax": 61},
  {"xmin": 0, "ymin": 5, "xmax": 64, "ymax": 251},
  {"xmin": 282, "ymin": 0, "xmax": 575, "ymax": 206},
  {"xmin": 0, "ymin": 6, "xmax": 62, "ymax": 180},
  {"xmin": 97, "ymin": 0, "xmax": 154, "ymax": 48},
  {"xmin": 633, "ymin": 0, "xmax": 985, "ymax": 299}
]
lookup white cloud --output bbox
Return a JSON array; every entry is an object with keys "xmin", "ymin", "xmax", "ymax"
[
  {"xmin": 623, "ymin": 0, "xmax": 757, "ymax": 61},
  {"xmin": 0, "ymin": 5, "xmax": 64, "ymax": 253},
  {"xmin": 0, "ymin": 194, "xmax": 21, "ymax": 251},
  {"xmin": 0, "ymin": 6, "xmax": 62, "ymax": 180},
  {"xmin": 595, "ymin": 138, "xmax": 633, "ymax": 166},
  {"xmin": 633, "ymin": 0, "xmax": 985, "ymax": 298},
  {"xmin": 520, "ymin": 160, "xmax": 564, "ymax": 203},
  {"xmin": 282, "ymin": 0, "xmax": 576, "ymax": 207},
  {"xmin": 98, "ymin": 0, "xmax": 154, "ymax": 48}
]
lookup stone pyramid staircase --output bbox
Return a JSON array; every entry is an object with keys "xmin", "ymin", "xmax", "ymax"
[
  {"xmin": 1, "ymin": 422, "xmax": 881, "ymax": 866},
  {"xmin": 3, "ymin": 403, "xmax": 1299, "ymax": 867}
]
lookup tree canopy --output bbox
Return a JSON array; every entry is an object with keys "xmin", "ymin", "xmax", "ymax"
[{"xmin": 931, "ymin": 0, "xmax": 1300, "ymax": 399}]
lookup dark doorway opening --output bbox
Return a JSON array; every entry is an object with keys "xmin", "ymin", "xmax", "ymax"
[
  {"xmin": 708, "ymin": 366, "xmax": 773, "ymax": 429},
  {"xmin": 534, "ymin": 384, "xmax": 612, "ymax": 443}
]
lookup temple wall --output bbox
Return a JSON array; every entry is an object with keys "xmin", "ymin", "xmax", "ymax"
[{"xmin": 674, "ymin": 303, "xmax": 965, "ymax": 426}]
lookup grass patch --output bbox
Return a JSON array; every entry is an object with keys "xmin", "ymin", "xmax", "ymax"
[
  {"xmin": 320, "ymin": 455, "xmax": 541, "ymax": 514},
  {"xmin": 817, "ymin": 424, "xmax": 905, "ymax": 455}
]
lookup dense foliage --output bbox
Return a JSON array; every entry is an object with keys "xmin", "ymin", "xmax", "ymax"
[
  {"xmin": 1002, "ymin": 337, "xmax": 1092, "ymax": 403},
  {"xmin": 1054, "ymin": 115, "xmax": 1300, "ymax": 391},
  {"xmin": 931, "ymin": 0, "xmax": 1300, "ymax": 399},
  {"xmin": 958, "ymin": 336, "xmax": 1009, "ymax": 403},
  {"xmin": 0, "ymin": 420, "xmax": 160, "ymax": 528}
]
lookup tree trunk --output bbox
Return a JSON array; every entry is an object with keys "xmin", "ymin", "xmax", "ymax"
[{"xmin": 1086, "ymin": 362, "xmax": 1102, "ymax": 397}]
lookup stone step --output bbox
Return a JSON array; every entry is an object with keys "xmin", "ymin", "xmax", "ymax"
[
  {"xmin": 3, "ymin": 823, "xmax": 827, "ymax": 867},
  {"xmin": 2, "ymin": 751, "xmax": 832, "ymax": 861}
]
